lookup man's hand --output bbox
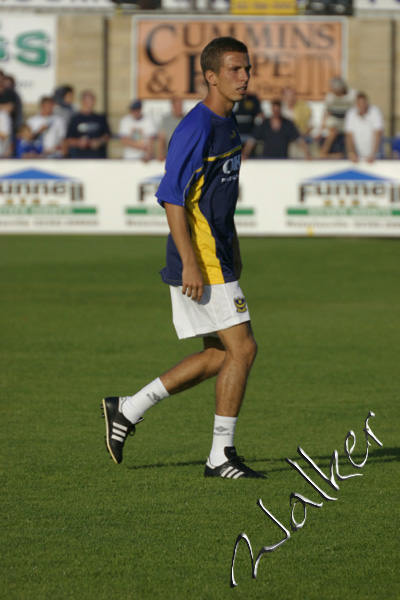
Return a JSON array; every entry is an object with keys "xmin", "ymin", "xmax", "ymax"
[
  {"xmin": 182, "ymin": 262, "xmax": 204, "ymax": 302},
  {"xmin": 164, "ymin": 202, "xmax": 205, "ymax": 302}
]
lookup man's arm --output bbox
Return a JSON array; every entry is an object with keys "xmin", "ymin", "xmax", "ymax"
[
  {"xmin": 296, "ymin": 136, "xmax": 312, "ymax": 160},
  {"xmin": 242, "ymin": 138, "xmax": 256, "ymax": 160},
  {"xmin": 367, "ymin": 129, "xmax": 383, "ymax": 163},
  {"xmin": 164, "ymin": 203, "xmax": 204, "ymax": 301},
  {"xmin": 345, "ymin": 131, "xmax": 358, "ymax": 162}
]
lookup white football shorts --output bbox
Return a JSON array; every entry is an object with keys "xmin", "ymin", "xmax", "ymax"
[{"xmin": 170, "ymin": 281, "xmax": 251, "ymax": 340}]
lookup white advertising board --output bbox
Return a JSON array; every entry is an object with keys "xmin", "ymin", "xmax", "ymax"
[
  {"xmin": 0, "ymin": 0, "xmax": 112, "ymax": 8},
  {"xmin": 354, "ymin": 0, "xmax": 400, "ymax": 12},
  {"xmin": 0, "ymin": 160, "xmax": 399, "ymax": 237},
  {"xmin": 0, "ymin": 14, "xmax": 56, "ymax": 104}
]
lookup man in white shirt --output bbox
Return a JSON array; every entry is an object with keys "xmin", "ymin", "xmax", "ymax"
[
  {"xmin": 344, "ymin": 92, "xmax": 384, "ymax": 162},
  {"xmin": 27, "ymin": 96, "xmax": 66, "ymax": 157},
  {"xmin": 118, "ymin": 100, "xmax": 157, "ymax": 161}
]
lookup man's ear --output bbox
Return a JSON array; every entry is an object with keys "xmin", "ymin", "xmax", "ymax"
[{"xmin": 205, "ymin": 69, "xmax": 217, "ymax": 87}]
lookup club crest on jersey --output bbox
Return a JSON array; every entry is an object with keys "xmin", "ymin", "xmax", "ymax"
[{"xmin": 234, "ymin": 297, "xmax": 247, "ymax": 313}]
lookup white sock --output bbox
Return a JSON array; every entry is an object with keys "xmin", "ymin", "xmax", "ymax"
[
  {"xmin": 121, "ymin": 377, "xmax": 169, "ymax": 424},
  {"xmin": 208, "ymin": 414, "xmax": 237, "ymax": 467}
]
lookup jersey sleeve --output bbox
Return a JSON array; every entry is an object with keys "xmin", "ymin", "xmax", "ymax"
[{"xmin": 156, "ymin": 114, "xmax": 210, "ymax": 207}]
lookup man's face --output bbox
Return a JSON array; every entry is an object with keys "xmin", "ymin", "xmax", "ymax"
[
  {"xmin": 130, "ymin": 108, "xmax": 142, "ymax": 120},
  {"xmin": 356, "ymin": 97, "xmax": 368, "ymax": 115},
  {"xmin": 210, "ymin": 52, "xmax": 251, "ymax": 104},
  {"xmin": 82, "ymin": 93, "xmax": 96, "ymax": 112},
  {"xmin": 271, "ymin": 102, "xmax": 282, "ymax": 118},
  {"xmin": 41, "ymin": 100, "xmax": 54, "ymax": 116}
]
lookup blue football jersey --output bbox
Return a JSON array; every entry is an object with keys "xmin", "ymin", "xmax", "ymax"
[{"xmin": 156, "ymin": 102, "xmax": 242, "ymax": 286}]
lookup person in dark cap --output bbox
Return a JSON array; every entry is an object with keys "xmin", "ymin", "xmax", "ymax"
[{"xmin": 118, "ymin": 99, "xmax": 157, "ymax": 161}]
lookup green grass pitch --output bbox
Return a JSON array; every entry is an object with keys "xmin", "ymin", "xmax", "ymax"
[{"xmin": 1, "ymin": 235, "xmax": 399, "ymax": 600}]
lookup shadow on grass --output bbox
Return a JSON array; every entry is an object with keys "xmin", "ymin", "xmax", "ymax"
[
  {"xmin": 128, "ymin": 459, "xmax": 205, "ymax": 470},
  {"xmin": 252, "ymin": 446, "xmax": 400, "ymax": 474},
  {"xmin": 126, "ymin": 447, "xmax": 399, "ymax": 473}
]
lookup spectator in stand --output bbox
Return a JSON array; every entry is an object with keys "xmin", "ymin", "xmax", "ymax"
[
  {"xmin": 53, "ymin": 84, "xmax": 76, "ymax": 127},
  {"xmin": 0, "ymin": 71, "xmax": 16, "ymax": 132},
  {"xmin": 157, "ymin": 97, "xmax": 184, "ymax": 161},
  {"xmin": 14, "ymin": 124, "xmax": 44, "ymax": 159},
  {"xmin": 233, "ymin": 91, "xmax": 264, "ymax": 144},
  {"xmin": 392, "ymin": 134, "xmax": 400, "ymax": 159},
  {"xmin": 318, "ymin": 76, "xmax": 357, "ymax": 159},
  {"xmin": 3, "ymin": 74, "xmax": 24, "ymax": 133},
  {"xmin": 119, "ymin": 99, "xmax": 157, "ymax": 161},
  {"xmin": 281, "ymin": 86, "xmax": 312, "ymax": 137},
  {"xmin": 242, "ymin": 99, "xmax": 311, "ymax": 160},
  {"xmin": 27, "ymin": 96, "xmax": 66, "ymax": 158},
  {"xmin": 0, "ymin": 106, "xmax": 12, "ymax": 157},
  {"xmin": 344, "ymin": 92, "xmax": 384, "ymax": 163},
  {"xmin": 66, "ymin": 90, "xmax": 110, "ymax": 159}
]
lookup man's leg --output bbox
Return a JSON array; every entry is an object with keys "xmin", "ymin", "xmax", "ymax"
[
  {"xmin": 215, "ymin": 321, "xmax": 257, "ymax": 416},
  {"xmin": 160, "ymin": 336, "xmax": 226, "ymax": 394},
  {"xmin": 206, "ymin": 322, "xmax": 259, "ymax": 472},
  {"xmin": 102, "ymin": 337, "xmax": 225, "ymax": 464}
]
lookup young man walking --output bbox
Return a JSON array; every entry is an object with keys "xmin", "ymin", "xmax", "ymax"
[{"xmin": 102, "ymin": 37, "xmax": 265, "ymax": 480}]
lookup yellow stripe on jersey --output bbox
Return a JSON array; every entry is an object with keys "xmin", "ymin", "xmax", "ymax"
[
  {"xmin": 203, "ymin": 145, "xmax": 242, "ymax": 162},
  {"xmin": 186, "ymin": 174, "xmax": 225, "ymax": 285}
]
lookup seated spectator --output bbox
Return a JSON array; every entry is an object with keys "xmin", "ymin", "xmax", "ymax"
[
  {"xmin": 242, "ymin": 99, "xmax": 311, "ymax": 160},
  {"xmin": 27, "ymin": 96, "xmax": 66, "ymax": 158},
  {"xmin": 66, "ymin": 90, "xmax": 110, "ymax": 159},
  {"xmin": 391, "ymin": 133, "xmax": 400, "ymax": 159},
  {"xmin": 119, "ymin": 99, "xmax": 157, "ymax": 161},
  {"xmin": 53, "ymin": 84, "xmax": 76, "ymax": 126},
  {"xmin": 0, "ymin": 106, "xmax": 12, "ymax": 157},
  {"xmin": 3, "ymin": 74, "xmax": 24, "ymax": 133},
  {"xmin": 0, "ymin": 71, "xmax": 15, "ymax": 130},
  {"xmin": 233, "ymin": 91, "xmax": 264, "ymax": 143},
  {"xmin": 344, "ymin": 92, "xmax": 384, "ymax": 163},
  {"xmin": 157, "ymin": 97, "xmax": 184, "ymax": 161},
  {"xmin": 281, "ymin": 86, "xmax": 312, "ymax": 137},
  {"xmin": 318, "ymin": 77, "xmax": 357, "ymax": 159},
  {"xmin": 14, "ymin": 124, "xmax": 43, "ymax": 159}
]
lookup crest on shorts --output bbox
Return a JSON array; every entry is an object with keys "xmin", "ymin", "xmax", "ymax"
[{"xmin": 234, "ymin": 297, "xmax": 248, "ymax": 313}]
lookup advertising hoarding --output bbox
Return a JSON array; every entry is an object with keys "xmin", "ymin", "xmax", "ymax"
[
  {"xmin": 0, "ymin": 14, "xmax": 56, "ymax": 104},
  {"xmin": 0, "ymin": 0, "xmax": 112, "ymax": 8},
  {"xmin": 135, "ymin": 17, "xmax": 345, "ymax": 101},
  {"xmin": 230, "ymin": 0, "xmax": 297, "ymax": 14},
  {"xmin": 0, "ymin": 160, "xmax": 399, "ymax": 237}
]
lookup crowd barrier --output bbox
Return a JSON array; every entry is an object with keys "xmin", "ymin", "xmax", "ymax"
[{"xmin": 1, "ymin": 159, "xmax": 399, "ymax": 237}]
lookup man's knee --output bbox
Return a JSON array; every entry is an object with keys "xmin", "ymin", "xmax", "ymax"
[
  {"xmin": 244, "ymin": 336, "xmax": 258, "ymax": 367},
  {"xmin": 203, "ymin": 342, "xmax": 226, "ymax": 376}
]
